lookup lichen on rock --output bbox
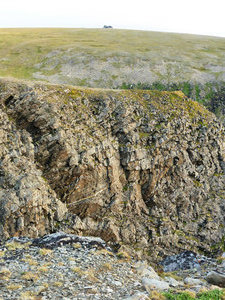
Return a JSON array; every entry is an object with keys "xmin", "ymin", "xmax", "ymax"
[{"xmin": 0, "ymin": 78, "xmax": 225, "ymax": 261}]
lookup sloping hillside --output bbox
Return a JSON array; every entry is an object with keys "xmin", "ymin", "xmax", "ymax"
[
  {"xmin": 0, "ymin": 28, "xmax": 225, "ymax": 88},
  {"xmin": 1, "ymin": 78, "xmax": 225, "ymax": 261}
]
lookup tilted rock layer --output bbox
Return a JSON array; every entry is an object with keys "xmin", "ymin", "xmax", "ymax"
[{"xmin": 0, "ymin": 78, "xmax": 225, "ymax": 261}]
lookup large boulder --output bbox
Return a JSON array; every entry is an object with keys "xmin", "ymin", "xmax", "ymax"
[{"xmin": 205, "ymin": 271, "xmax": 225, "ymax": 287}]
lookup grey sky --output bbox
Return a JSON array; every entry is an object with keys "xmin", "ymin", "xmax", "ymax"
[{"xmin": 1, "ymin": 0, "xmax": 225, "ymax": 37}]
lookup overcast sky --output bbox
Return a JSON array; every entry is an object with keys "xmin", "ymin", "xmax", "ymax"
[{"xmin": 1, "ymin": 0, "xmax": 225, "ymax": 37}]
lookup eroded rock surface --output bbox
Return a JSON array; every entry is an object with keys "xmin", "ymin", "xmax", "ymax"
[
  {"xmin": 0, "ymin": 78, "xmax": 225, "ymax": 260},
  {"xmin": 0, "ymin": 97, "xmax": 67, "ymax": 240},
  {"xmin": 31, "ymin": 232, "xmax": 107, "ymax": 249}
]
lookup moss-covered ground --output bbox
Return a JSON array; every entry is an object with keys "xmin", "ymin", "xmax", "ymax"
[{"xmin": 163, "ymin": 289, "xmax": 225, "ymax": 300}]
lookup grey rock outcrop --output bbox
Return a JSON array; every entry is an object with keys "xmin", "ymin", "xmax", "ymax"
[
  {"xmin": 0, "ymin": 78, "xmax": 225, "ymax": 260},
  {"xmin": 161, "ymin": 251, "xmax": 200, "ymax": 271},
  {"xmin": 31, "ymin": 232, "xmax": 107, "ymax": 249}
]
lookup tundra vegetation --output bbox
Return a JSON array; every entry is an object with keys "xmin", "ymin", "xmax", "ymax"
[
  {"xmin": 119, "ymin": 81, "xmax": 225, "ymax": 123},
  {"xmin": 0, "ymin": 28, "xmax": 224, "ymax": 119}
]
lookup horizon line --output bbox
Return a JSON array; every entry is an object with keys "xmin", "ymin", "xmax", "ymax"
[{"xmin": 0, "ymin": 26, "xmax": 224, "ymax": 39}]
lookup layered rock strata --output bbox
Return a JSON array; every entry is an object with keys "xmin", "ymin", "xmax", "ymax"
[{"xmin": 0, "ymin": 78, "xmax": 225, "ymax": 260}]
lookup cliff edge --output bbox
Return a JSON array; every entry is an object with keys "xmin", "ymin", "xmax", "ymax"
[{"xmin": 1, "ymin": 78, "xmax": 225, "ymax": 261}]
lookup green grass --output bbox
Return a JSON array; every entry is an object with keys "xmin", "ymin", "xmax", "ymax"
[
  {"xmin": 0, "ymin": 28, "xmax": 225, "ymax": 87},
  {"xmin": 163, "ymin": 289, "xmax": 225, "ymax": 300}
]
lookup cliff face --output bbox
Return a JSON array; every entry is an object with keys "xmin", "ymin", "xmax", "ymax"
[{"xmin": 1, "ymin": 78, "xmax": 225, "ymax": 260}]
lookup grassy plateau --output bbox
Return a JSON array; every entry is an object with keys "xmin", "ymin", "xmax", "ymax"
[{"xmin": 0, "ymin": 28, "xmax": 225, "ymax": 88}]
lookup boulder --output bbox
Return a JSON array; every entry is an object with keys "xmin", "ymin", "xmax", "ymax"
[
  {"xmin": 205, "ymin": 271, "xmax": 225, "ymax": 287},
  {"xmin": 135, "ymin": 261, "xmax": 160, "ymax": 279},
  {"xmin": 184, "ymin": 277, "xmax": 204, "ymax": 286},
  {"xmin": 142, "ymin": 277, "xmax": 169, "ymax": 291},
  {"xmin": 164, "ymin": 276, "xmax": 183, "ymax": 287}
]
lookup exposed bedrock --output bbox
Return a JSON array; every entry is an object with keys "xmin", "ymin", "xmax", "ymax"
[{"xmin": 0, "ymin": 78, "xmax": 225, "ymax": 261}]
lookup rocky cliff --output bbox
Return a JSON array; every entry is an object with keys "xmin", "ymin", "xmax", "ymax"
[{"xmin": 1, "ymin": 78, "xmax": 225, "ymax": 261}]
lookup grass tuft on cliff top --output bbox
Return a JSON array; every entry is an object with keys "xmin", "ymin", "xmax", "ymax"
[{"xmin": 0, "ymin": 77, "xmax": 214, "ymax": 126}]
